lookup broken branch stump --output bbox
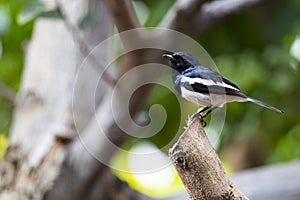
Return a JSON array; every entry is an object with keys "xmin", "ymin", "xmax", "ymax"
[{"xmin": 169, "ymin": 118, "xmax": 248, "ymax": 200}]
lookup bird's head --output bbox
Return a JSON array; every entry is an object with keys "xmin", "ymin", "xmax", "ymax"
[{"xmin": 162, "ymin": 52, "xmax": 200, "ymax": 73}]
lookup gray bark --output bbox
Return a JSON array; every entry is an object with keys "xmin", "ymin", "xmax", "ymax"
[
  {"xmin": 0, "ymin": 0, "xmax": 117, "ymax": 199},
  {"xmin": 169, "ymin": 119, "xmax": 248, "ymax": 200}
]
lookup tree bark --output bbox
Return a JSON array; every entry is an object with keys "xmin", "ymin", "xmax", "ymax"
[
  {"xmin": 0, "ymin": 0, "xmax": 116, "ymax": 199},
  {"xmin": 169, "ymin": 118, "xmax": 248, "ymax": 200}
]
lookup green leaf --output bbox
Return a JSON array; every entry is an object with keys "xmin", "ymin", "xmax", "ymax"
[
  {"xmin": 0, "ymin": 5, "xmax": 11, "ymax": 35},
  {"xmin": 78, "ymin": 12, "xmax": 95, "ymax": 30},
  {"xmin": 17, "ymin": 1, "xmax": 62, "ymax": 25},
  {"xmin": 290, "ymin": 36, "xmax": 300, "ymax": 62},
  {"xmin": 17, "ymin": 1, "xmax": 45, "ymax": 25},
  {"xmin": 111, "ymin": 142, "xmax": 184, "ymax": 198},
  {"xmin": 133, "ymin": 0, "xmax": 149, "ymax": 25},
  {"xmin": 0, "ymin": 134, "xmax": 8, "ymax": 160},
  {"xmin": 0, "ymin": 40, "xmax": 2, "ymax": 59}
]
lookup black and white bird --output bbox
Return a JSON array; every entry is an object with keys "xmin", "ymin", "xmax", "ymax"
[{"xmin": 163, "ymin": 52, "xmax": 283, "ymax": 122}]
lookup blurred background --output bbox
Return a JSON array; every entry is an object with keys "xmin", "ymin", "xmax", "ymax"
[{"xmin": 0, "ymin": 0, "xmax": 300, "ymax": 198}]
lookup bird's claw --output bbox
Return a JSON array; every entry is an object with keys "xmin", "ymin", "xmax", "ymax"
[
  {"xmin": 190, "ymin": 112, "xmax": 207, "ymax": 127},
  {"xmin": 199, "ymin": 117, "xmax": 207, "ymax": 127}
]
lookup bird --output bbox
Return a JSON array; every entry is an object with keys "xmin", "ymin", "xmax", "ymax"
[{"xmin": 162, "ymin": 52, "xmax": 283, "ymax": 125}]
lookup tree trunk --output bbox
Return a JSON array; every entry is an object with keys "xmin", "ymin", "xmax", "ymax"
[{"xmin": 0, "ymin": 0, "xmax": 118, "ymax": 199}]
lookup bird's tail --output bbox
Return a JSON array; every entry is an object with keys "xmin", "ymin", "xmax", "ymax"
[{"xmin": 246, "ymin": 97, "xmax": 284, "ymax": 113}]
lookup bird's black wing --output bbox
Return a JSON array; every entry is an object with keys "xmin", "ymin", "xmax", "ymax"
[
  {"xmin": 221, "ymin": 77, "xmax": 241, "ymax": 91},
  {"xmin": 183, "ymin": 65, "xmax": 241, "ymax": 90},
  {"xmin": 182, "ymin": 65, "xmax": 245, "ymax": 97},
  {"xmin": 182, "ymin": 82, "xmax": 246, "ymax": 98}
]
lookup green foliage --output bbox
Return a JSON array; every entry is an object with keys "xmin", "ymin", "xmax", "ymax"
[
  {"xmin": 133, "ymin": 0, "xmax": 149, "ymax": 25},
  {"xmin": 17, "ymin": 1, "xmax": 45, "ymax": 25},
  {"xmin": 268, "ymin": 124, "xmax": 300, "ymax": 162},
  {"xmin": 0, "ymin": 134, "xmax": 8, "ymax": 159},
  {"xmin": 0, "ymin": 0, "xmax": 34, "ymax": 155},
  {"xmin": 17, "ymin": 0, "xmax": 62, "ymax": 25},
  {"xmin": 141, "ymin": 0, "xmax": 175, "ymax": 26},
  {"xmin": 144, "ymin": 83, "xmax": 182, "ymax": 150},
  {"xmin": 111, "ymin": 142, "xmax": 184, "ymax": 197}
]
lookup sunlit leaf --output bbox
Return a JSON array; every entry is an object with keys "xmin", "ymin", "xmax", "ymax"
[
  {"xmin": 133, "ymin": 0, "xmax": 149, "ymax": 25},
  {"xmin": 17, "ymin": 1, "xmax": 45, "ymax": 25},
  {"xmin": 0, "ymin": 40, "xmax": 2, "ymax": 59},
  {"xmin": 0, "ymin": 134, "xmax": 8, "ymax": 159},
  {"xmin": 268, "ymin": 124, "xmax": 300, "ymax": 163},
  {"xmin": 111, "ymin": 142, "xmax": 184, "ymax": 198},
  {"xmin": 17, "ymin": 1, "xmax": 60, "ymax": 25},
  {"xmin": 290, "ymin": 36, "xmax": 300, "ymax": 62},
  {"xmin": 0, "ymin": 6, "xmax": 10, "ymax": 35}
]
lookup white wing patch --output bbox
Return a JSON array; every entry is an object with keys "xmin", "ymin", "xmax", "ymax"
[
  {"xmin": 180, "ymin": 86, "xmax": 212, "ymax": 106},
  {"xmin": 180, "ymin": 85, "xmax": 247, "ymax": 106},
  {"xmin": 181, "ymin": 76, "xmax": 239, "ymax": 91}
]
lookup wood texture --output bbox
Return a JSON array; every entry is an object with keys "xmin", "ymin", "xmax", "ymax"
[{"xmin": 169, "ymin": 118, "xmax": 248, "ymax": 200}]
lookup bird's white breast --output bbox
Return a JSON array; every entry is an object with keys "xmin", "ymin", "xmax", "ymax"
[
  {"xmin": 180, "ymin": 86, "xmax": 246, "ymax": 107},
  {"xmin": 180, "ymin": 86, "xmax": 212, "ymax": 106}
]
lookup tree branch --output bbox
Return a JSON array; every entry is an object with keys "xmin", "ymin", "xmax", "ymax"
[
  {"xmin": 105, "ymin": 0, "xmax": 140, "ymax": 33},
  {"xmin": 56, "ymin": 0, "xmax": 116, "ymax": 86},
  {"xmin": 169, "ymin": 118, "xmax": 248, "ymax": 200},
  {"xmin": 162, "ymin": 0, "xmax": 261, "ymax": 37},
  {"xmin": 105, "ymin": 0, "xmax": 142, "ymax": 56},
  {"xmin": 160, "ymin": 0, "xmax": 210, "ymax": 33},
  {"xmin": 0, "ymin": 82, "xmax": 16, "ymax": 105},
  {"xmin": 193, "ymin": 0, "xmax": 261, "ymax": 35},
  {"xmin": 105, "ymin": 0, "xmax": 158, "ymax": 112}
]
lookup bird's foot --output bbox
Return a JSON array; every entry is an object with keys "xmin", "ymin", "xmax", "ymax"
[
  {"xmin": 191, "ymin": 111, "xmax": 201, "ymax": 120},
  {"xmin": 201, "ymin": 118, "xmax": 207, "ymax": 127},
  {"xmin": 190, "ymin": 112, "xmax": 207, "ymax": 127}
]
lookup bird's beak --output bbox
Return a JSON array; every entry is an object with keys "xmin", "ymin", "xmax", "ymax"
[{"xmin": 162, "ymin": 54, "xmax": 176, "ymax": 62}]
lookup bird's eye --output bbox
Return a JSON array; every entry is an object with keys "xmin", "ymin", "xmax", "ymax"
[{"xmin": 173, "ymin": 55, "xmax": 183, "ymax": 61}]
